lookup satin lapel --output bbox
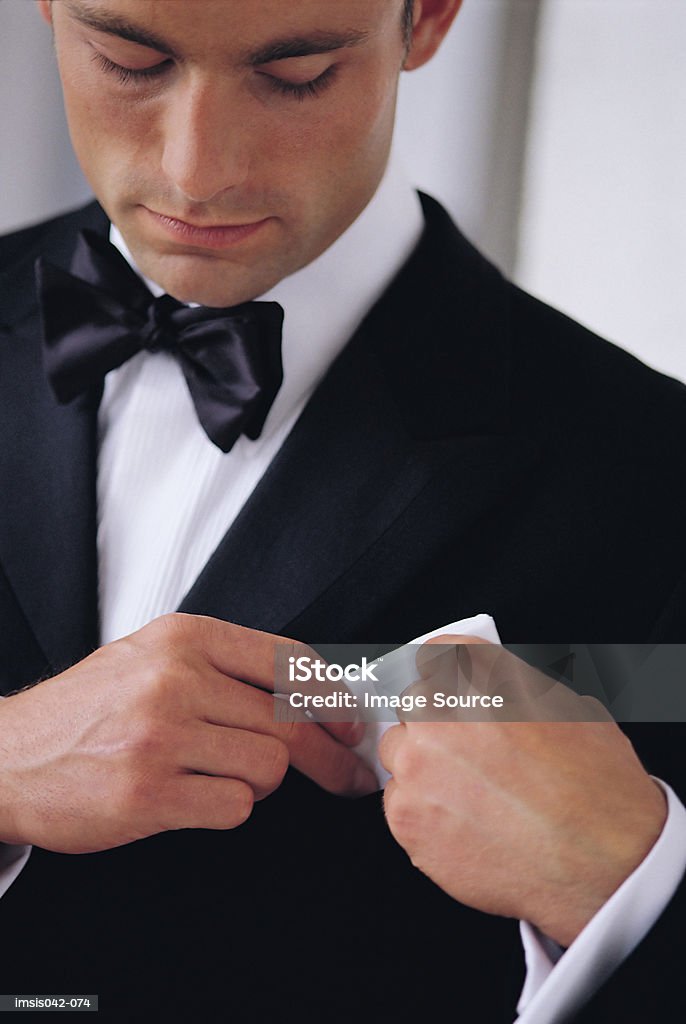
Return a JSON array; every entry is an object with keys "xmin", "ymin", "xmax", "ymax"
[
  {"xmin": 179, "ymin": 196, "xmax": 541, "ymax": 636},
  {"xmin": 178, "ymin": 340, "xmax": 538, "ymax": 636},
  {"xmin": 0, "ymin": 202, "xmax": 107, "ymax": 674}
]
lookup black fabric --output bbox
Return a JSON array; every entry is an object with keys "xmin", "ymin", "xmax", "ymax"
[
  {"xmin": 0, "ymin": 196, "xmax": 684, "ymax": 1021},
  {"xmin": 38, "ymin": 229, "xmax": 284, "ymax": 453}
]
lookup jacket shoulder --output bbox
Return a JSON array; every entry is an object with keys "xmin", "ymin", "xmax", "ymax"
[
  {"xmin": 418, "ymin": 194, "xmax": 686, "ymax": 427},
  {"xmin": 0, "ymin": 201, "xmax": 109, "ymax": 328},
  {"xmin": 506, "ymin": 281, "xmax": 686, "ymax": 436},
  {"xmin": 0, "ymin": 201, "xmax": 108, "ymax": 273}
]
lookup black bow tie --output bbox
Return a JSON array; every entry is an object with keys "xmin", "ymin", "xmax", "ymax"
[{"xmin": 36, "ymin": 230, "xmax": 284, "ymax": 453}]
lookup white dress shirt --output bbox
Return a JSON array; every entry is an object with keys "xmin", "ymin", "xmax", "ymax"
[
  {"xmin": 98, "ymin": 150, "xmax": 423, "ymax": 643},
  {"xmin": 1, "ymin": 149, "xmax": 684, "ymax": 1022}
]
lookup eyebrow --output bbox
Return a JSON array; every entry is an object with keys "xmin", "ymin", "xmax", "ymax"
[
  {"xmin": 63, "ymin": 0, "xmax": 180, "ymax": 58},
  {"xmin": 63, "ymin": 1, "xmax": 369, "ymax": 65},
  {"xmin": 246, "ymin": 31, "xmax": 370, "ymax": 66}
]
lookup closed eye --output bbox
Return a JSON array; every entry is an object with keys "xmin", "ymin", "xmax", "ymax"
[
  {"xmin": 91, "ymin": 50, "xmax": 172, "ymax": 86},
  {"xmin": 262, "ymin": 65, "xmax": 338, "ymax": 101},
  {"xmin": 91, "ymin": 49, "xmax": 338, "ymax": 101}
]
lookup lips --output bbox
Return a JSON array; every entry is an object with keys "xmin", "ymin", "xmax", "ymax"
[{"xmin": 144, "ymin": 208, "xmax": 270, "ymax": 250}]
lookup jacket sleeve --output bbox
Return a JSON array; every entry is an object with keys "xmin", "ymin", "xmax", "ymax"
[{"xmin": 573, "ymin": 573, "xmax": 686, "ymax": 1021}]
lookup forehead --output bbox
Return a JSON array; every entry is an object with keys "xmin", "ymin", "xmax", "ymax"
[{"xmin": 62, "ymin": 0, "xmax": 396, "ymax": 57}]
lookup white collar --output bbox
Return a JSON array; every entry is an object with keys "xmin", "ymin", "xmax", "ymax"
[{"xmin": 110, "ymin": 148, "xmax": 424, "ymax": 440}]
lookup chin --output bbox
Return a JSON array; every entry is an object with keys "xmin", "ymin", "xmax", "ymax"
[{"xmin": 144, "ymin": 255, "xmax": 263, "ymax": 308}]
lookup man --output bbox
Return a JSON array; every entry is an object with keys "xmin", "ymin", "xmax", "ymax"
[{"xmin": 0, "ymin": 1, "xmax": 684, "ymax": 1020}]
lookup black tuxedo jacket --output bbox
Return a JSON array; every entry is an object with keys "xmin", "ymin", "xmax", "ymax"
[{"xmin": 0, "ymin": 197, "xmax": 684, "ymax": 1021}]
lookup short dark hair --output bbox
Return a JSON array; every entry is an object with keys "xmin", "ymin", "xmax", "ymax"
[{"xmin": 402, "ymin": 0, "xmax": 415, "ymax": 48}]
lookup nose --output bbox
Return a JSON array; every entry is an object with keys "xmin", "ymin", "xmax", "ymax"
[{"xmin": 160, "ymin": 77, "xmax": 249, "ymax": 203}]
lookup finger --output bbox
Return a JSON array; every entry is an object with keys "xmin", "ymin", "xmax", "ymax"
[
  {"xmin": 284, "ymin": 715, "xmax": 378, "ymax": 797},
  {"xmin": 580, "ymin": 695, "xmax": 614, "ymax": 722},
  {"xmin": 199, "ymin": 666, "xmax": 355, "ymax": 738},
  {"xmin": 213, "ymin": 622, "xmax": 367, "ymax": 748},
  {"xmin": 179, "ymin": 723, "xmax": 288, "ymax": 800},
  {"xmin": 197, "ymin": 672, "xmax": 376, "ymax": 797},
  {"xmin": 382, "ymin": 776, "xmax": 398, "ymax": 819},
  {"xmin": 151, "ymin": 614, "xmax": 324, "ymax": 697},
  {"xmin": 417, "ymin": 640, "xmax": 563, "ymax": 717},
  {"xmin": 378, "ymin": 723, "xmax": 406, "ymax": 773},
  {"xmin": 396, "ymin": 677, "xmax": 465, "ymax": 722},
  {"xmin": 407, "ymin": 644, "xmax": 562, "ymax": 722},
  {"xmin": 196, "ymin": 655, "xmax": 364, "ymax": 753},
  {"xmin": 160, "ymin": 775, "xmax": 256, "ymax": 831},
  {"xmin": 416, "ymin": 633, "xmax": 492, "ymax": 679},
  {"xmin": 270, "ymin": 646, "xmax": 366, "ymax": 747},
  {"xmin": 464, "ymin": 648, "xmax": 581, "ymax": 720}
]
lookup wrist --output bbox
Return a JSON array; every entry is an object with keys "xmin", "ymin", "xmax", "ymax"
[
  {"xmin": 0, "ymin": 699, "xmax": 31, "ymax": 845},
  {"xmin": 0, "ymin": 778, "xmax": 23, "ymax": 847},
  {"xmin": 533, "ymin": 779, "xmax": 668, "ymax": 947}
]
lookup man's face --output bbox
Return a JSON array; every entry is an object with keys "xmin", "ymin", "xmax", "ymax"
[{"xmin": 44, "ymin": 0, "xmax": 411, "ymax": 306}]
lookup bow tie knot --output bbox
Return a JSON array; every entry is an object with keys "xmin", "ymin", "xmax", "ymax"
[
  {"xmin": 139, "ymin": 295, "xmax": 183, "ymax": 353},
  {"xmin": 36, "ymin": 230, "xmax": 285, "ymax": 453}
]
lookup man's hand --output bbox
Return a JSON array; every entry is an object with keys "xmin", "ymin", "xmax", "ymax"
[
  {"xmin": 0, "ymin": 614, "xmax": 376, "ymax": 854},
  {"xmin": 379, "ymin": 636, "xmax": 667, "ymax": 948}
]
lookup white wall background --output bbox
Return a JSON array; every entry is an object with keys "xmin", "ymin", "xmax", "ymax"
[
  {"xmin": 1, "ymin": 0, "xmax": 684, "ymax": 382},
  {"xmin": 0, "ymin": 0, "xmax": 91, "ymax": 229},
  {"xmin": 518, "ymin": 0, "xmax": 686, "ymax": 383}
]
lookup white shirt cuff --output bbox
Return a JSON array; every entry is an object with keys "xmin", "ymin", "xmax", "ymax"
[
  {"xmin": 0, "ymin": 843, "xmax": 31, "ymax": 900},
  {"xmin": 516, "ymin": 778, "xmax": 686, "ymax": 1023}
]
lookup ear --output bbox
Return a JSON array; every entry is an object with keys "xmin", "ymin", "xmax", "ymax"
[
  {"xmin": 36, "ymin": 1, "xmax": 53, "ymax": 27},
  {"xmin": 403, "ymin": 0, "xmax": 464, "ymax": 71}
]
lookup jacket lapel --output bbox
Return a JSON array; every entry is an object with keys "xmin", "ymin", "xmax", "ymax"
[
  {"xmin": 0, "ymin": 202, "xmax": 108, "ymax": 675},
  {"xmin": 179, "ymin": 197, "xmax": 541, "ymax": 637},
  {"xmin": 0, "ymin": 194, "xmax": 541, "ymax": 668}
]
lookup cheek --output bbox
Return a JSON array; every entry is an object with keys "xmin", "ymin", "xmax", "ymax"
[
  {"xmin": 58, "ymin": 51, "xmax": 151, "ymax": 168},
  {"xmin": 269, "ymin": 77, "xmax": 397, "ymax": 186}
]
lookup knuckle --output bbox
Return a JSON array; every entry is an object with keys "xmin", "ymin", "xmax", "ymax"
[
  {"xmin": 261, "ymin": 737, "xmax": 289, "ymax": 785},
  {"xmin": 377, "ymin": 724, "xmax": 402, "ymax": 770},
  {"xmin": 117, "ymin": 714, "xmax": 173, "ymax": 766},
  {"xmin": 392, "ymin": 737, "xmax": 423, "ymax": 782},
  {"xmin": 194, "ymin": 614, "xmax": 235, "ymax": 649},
  {"xmin": 377, "ymin": 731, "xmax": 391, "ymax": 766},
  {"xmin": 135, "ymin": 653, "xmax": 189, "ymax": 703},
  {"xmin": 384, "ymin": 790, "xmax": 417, "ymax": 841},
  {"xmin": 144, "ymin": 613, "xmax": 193, "ymax": 649},
  {"xmin": 276, "ymin": 710, "xmax": 300, "ymax": 747},
  {"xmin": 582, "ymin": 695, "xmax": 614, "ymax": 722},
  {"xmin": 138, "ymin": 664, "xmax": 175, "ymax": 702}
]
